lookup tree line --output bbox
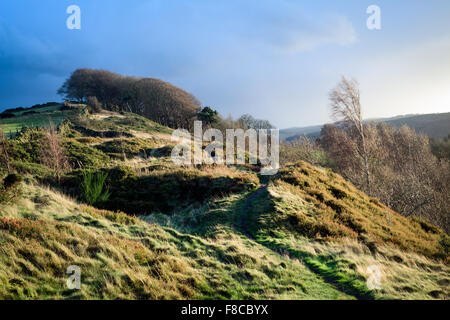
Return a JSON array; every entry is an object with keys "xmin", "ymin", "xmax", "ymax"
[
  {"xmin": 58, "ymin": 69, "xmax": 201, "ymax": 129},
  {"xmin": 58, "ymin": 68, "xmax": 274, "ymax": 132}
]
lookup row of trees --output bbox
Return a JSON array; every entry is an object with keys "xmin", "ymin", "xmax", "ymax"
[{"xmin": 58, "ymin": 69, "xmax": 201, "ymax": 129}]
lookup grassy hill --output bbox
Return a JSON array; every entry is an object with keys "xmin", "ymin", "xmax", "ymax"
[
  {"xmin": 2, "ymin": 182, "xmax": 357, "ymax": 299},
  {"xmin": 280, "ymin": 112, "xmax": 450, "ymax": 141},
  {"xmin": 0, "ymin": 104, "xmax": 448, "ymax": 299},
  {"xmin": 0, "ymin": 103, "xmax": 76, "ymax": 138}
]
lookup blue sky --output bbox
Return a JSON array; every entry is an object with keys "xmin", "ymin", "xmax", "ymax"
[{"xmin": 1, "ymin": 0, "xmax": 450, "ymax": 128}]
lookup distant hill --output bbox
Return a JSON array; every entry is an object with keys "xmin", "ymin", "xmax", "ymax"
[
  {"xmin": 280, "ymin": 112, "xmax": 450, "ymax": 141},
  {"xmin": 0, "ymin": 103, "xmax": 71, "ymax": 138},
  {"xmin": 379, "ymin": 112, "xmax": 450, "ymax": 139},
  {"xmin": 279, "ymin": 124, "xmax": 323, "ymax": 141}
]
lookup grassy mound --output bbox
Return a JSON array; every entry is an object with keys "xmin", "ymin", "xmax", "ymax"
[
  {"xmin": 238, "ymin": 162, "xmax": 449, "ymax": 299},
  {"xmin": 0, "ymin": 182, "xmax": 353, "ymax": 300},
  {"xmin": 71, "ymin": 111, "xmax": 172, "ymax": 136},
  {"xmin": 272, "ymin": 162, "xmax": 447, "ymax": 259},
  {"xmin": 62, "ymin": 139, "xmax": 110, "ymax": 169},
  {"xmin": 147, "ymin": 162, "xmax": 449, "ymax": 300}
]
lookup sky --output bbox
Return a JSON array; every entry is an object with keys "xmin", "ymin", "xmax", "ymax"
[{"xmin": 0, "ymin": 0, "xmax": 450, "ymax": 128}]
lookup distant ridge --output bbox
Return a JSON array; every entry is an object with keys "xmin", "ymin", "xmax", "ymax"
[
  {"xmin": 279, "ymin": 124, "xmax": 323, "ymax": 140},
  {"xmin": 280, "ymin": 112, "xmax": 450, "ymax": 141},
  {"xmin": 378, "ymin": 112, "xmax": 450, "ymax": 139}
]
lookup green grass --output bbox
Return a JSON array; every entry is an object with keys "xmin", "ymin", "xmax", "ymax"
[
  {"xmin": 238, "ymin": 163, "xmax": 450, "ymax": 300},
  {"xmin": 147, "ymin": 164, "xmax": 449, "ymax": 300},
  {"xmin": 94, "ymin": 138, "xmax": 161, "ymax": 158},
  {"xmin": 0, "ymin": 182, "xmax": 353, "ymax": 299},
  {"xmin": 1, "ymin": 104, "xmax": 448, "ymax": 300},
  {"xmin": 0, "ymin": 103, "xmax": 170, "ymax": 140},
  {"xmin": 0, "ymin": 104, "xmax": 76, "ymax": 138},
  {"xmin": 72, "ymin": 111, "xmax": 172, "ymax": 136}
]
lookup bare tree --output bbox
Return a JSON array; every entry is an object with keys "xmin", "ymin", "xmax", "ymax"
[
  {"xmin": 40, "ymin": 124, "xmax": 71, "ymax": 181},
  {"xmin": 319, "ymin": 121, "xmax": 450, "ymax": 232},
  {"xmin": 329, "ymin": 76, "xmax": 371, "ymax": 193}
]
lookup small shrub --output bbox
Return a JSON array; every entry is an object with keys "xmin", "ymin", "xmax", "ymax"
[
  {"xmin": 0, "ymin": 129, "xmax": 11, "ymax": 172},
  {"xmin": 57, "ymin": 120, "xmax": 77, "ymax": 138},
  {"xmin": 86, "ymin": 96, "xmax": 103, "ymax": 113},
  {"xmin": 10, "ymin": 127, "xmax": 47, "ymax": 163},
  {"xmin": 3, "ymin": 173, "xmax": 22, "ymax": 189},
  {"xmin": 40, "ymin": 126, "xmax": 71, "ymax": 180},
  {"xmin": 0, "ymin": 217, "xmax": 43, "ymax": 239},
  {"xmin": 81, "ymin": 171, "xmax": 110, "ymax": 206}
]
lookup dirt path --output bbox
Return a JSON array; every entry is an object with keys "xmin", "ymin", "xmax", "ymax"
[
  {"xmin": 238, "ymin": 181, "xmax": 372, "ymax": 300},
  {"xmin": 240, "ymin": 184, "xmax": 268, "ymax": 239}
]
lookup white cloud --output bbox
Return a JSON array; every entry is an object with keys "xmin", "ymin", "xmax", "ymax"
[{"xmin": 281, "ymin": 16, "xmax": 357, "ymax": 53}]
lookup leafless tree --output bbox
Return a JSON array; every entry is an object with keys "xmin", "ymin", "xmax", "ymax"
[
  {"xmin": 40, "ymin": 124, "xmax": 71, "ymax": 181},
  {"xmin": 319, "ymin": 121, "xmax": 450, "ymax": 232},
  {"xmin": 329, "ymin": 76, "xmax": 371, "ymax": 193}
]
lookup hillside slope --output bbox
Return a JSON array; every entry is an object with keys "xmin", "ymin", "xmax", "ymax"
[
  {"xmin": 0, "ymin": 104, "xmax": 448, "ymax": 300},
  {"xmin": 0, "ymin": 182, "xmax": 354, "ymax": 299},
  {"xmin": 151, "ymin": 162, "xmax": 449, "ymax": 300}
]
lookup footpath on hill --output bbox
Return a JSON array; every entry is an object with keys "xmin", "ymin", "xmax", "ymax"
[{"xmin": 238, "ymin": 176, "xmax": 375, "ymax": 300}]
